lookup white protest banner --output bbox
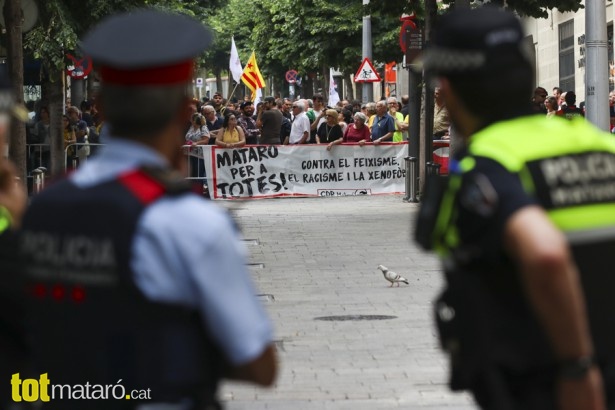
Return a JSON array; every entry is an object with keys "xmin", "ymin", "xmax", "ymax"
[{"xmin": 196, "ymin": 143, "xmax": 407, "ymax": 200}]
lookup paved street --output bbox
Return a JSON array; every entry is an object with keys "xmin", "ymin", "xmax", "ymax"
[{"xmin": 219, "ymin": 194, "xmax": 476, "ymax": 409}]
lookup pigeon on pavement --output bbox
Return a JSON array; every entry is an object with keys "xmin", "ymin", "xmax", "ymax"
[{"xmin": 378, "ymin": 265, "xmax": 409, "ymax": 287}]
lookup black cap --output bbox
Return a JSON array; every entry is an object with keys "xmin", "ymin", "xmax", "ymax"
[
  {"xmin": 79, "ymin": 9, "xmax": 212, "ymax": 85},
  {"xmin": 239, "ymin": 101, "xmax": 253, "ymax": 109},
  {"xmin": 419, "ymin": 7, "xmax": 530, "ymax": 75}
]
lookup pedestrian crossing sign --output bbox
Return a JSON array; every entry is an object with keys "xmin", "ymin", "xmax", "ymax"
[{"xmin": 354, "ymin": 58, "xmax": 381, "ymax": 83}]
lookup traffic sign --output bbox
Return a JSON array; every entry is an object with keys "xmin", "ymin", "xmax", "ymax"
[
  {"xmin": 399, "ymin": 13, "xmax": 417, "ymax": 53},
  {"xmin": 354, "ymin": 58, "xmax": 381, "ymax": 83},
  {"xmin": 404, "ymin": 26, "xmax": 424, "ymax": 64},
  {"xmin": 66, "ymin": 54, "xmax": 93, "ymax": 79},
  {"xmin": 285, "ymin": 70, "xmax": 298, "ymax": 84},
  {"xmin": 196, "ymin": 77, "xmax": 204, "ymax": 88}
]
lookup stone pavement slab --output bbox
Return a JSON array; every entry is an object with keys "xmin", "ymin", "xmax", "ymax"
[{"xmin": 219, "ymin": 194, "xmax": 476, "ymax": 409}]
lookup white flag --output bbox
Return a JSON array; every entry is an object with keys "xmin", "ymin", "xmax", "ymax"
[
  {"xmin": 229, "ymin": 37, "xmax": 243, "ymax": 83},
  {"xmin": 253, "ymin": 88, "xmax": 263, "ymax": 106},
  {"xmin": 328, "ymin": 68, "xmax": 340, "ymax": 107}
]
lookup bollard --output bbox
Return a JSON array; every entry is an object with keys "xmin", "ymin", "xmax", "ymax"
[
  {"xmin": 403, "ymin": 157, "xmax": 419, "ymax": 203},
  {"xmin": 426, "ymin": 162, "xmax": 441, "ymax": 177},
  {"xmin": 31, "ymin": 167, "xmax": 47, "ymax": 195},
  {"xmin": 72, "ymin": 156, "xmax": 78, "ymax": 170}
]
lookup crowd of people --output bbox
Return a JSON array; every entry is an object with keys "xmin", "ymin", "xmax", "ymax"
[
  {"xmin": 184, "ymin": 92, "xmax": 449, "ymax": 151},
  {"xmin": 25, "ymin": 99, "xmax": 103, "ymax": 173},
  {"xmin": 531, "ymin": 86, "xmax": 586, "ymax": 120}
]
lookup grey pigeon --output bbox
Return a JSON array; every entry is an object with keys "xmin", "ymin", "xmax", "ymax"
[{"xmin": 378, "ymin": 265, "xmax": 409, "ymax": 287}]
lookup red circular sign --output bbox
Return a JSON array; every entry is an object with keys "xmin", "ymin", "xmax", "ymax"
[
  {"xmin": 66, "ymin": 54, "xmax": 93, "ymax": 79},
  {"xmin": 285, "ymin": 70, "xmax": 298, "ymax": 84},
  {"xmin": 399, "ymin": 18, "xmax": 417, "ymax": 53}
]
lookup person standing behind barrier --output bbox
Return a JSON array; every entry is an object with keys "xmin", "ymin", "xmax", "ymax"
[
  {"xmin": 237, "ymin": 101, "xmax": 260, "ymax": 145},
  {"xmin": 31, "ymin": 106, "xmax": 51, "ymax": 169},
  {"xmin": 203, "ymin": 104, "xmax": 223, "ymax": 144},
  {"xmin": 370, "ymin": 100, "xmax": 395, "ymax": 145},
  {"xmin": 433, "ymin": 87, "xmax": 450, "ymax": 139},
  {"xmin": 185, "ymin": 113, "xmax": 210, "ymax": 183},
  {"xmin": 63, "ymin": 114, "xmax": 76, "ymax": 168},
  {"xmin": 285, "ymin": 102, "xmax": 310, "ymax": 145},
  {"xmin": 387, "ymin": 97, "xmax": 405, "ymax": 142},
  {"xmin": 365, "ymin": 102, "xmax": 377, "ymax": 130},
  {"xmin": 327, "ymin": 112, "xmax": 371, "ymax": 151},
  {"xmin": 216, "ymin": 113, "xmax": 246, "ymax": 149},
  {"xmin": 414, "ymin": 7, "xmax": 612, "ymax": 410},
  {"xmin": 257, "ymin": 96, "xmax": 283, "ymax": 145},
  {"xmin": 553, "ymin": 86, "xmax": 563, "ymax": 109},
  {"xmin": 19, "ymin": 9, "xmax": 277, "ymax": 410},
  {"xmin": 556, "ymin": 91, "xmax": 584, "ymax": 120},
  {"xmin": 277, "ymin": 99, "xmax": 292, "ymax": 144},
  {"xmin": 545, "ymin": 96, "xmax": 558, "ymax": 118},
  {"xmin": 309, "ymin": 94, "xmax": 326, "ymax": 143},
  {"xmin": 316, "ymin": 109, "xmax": 343, "ymax": 144}
]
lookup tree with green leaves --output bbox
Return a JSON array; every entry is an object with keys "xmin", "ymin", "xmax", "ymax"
[
  {"xmin": 17, "ymin": 0, "xmax": 221, "ymax": 177},
  {"xmin": 206, "ymin": 0, "xmax": 404, "ymax": 100}
]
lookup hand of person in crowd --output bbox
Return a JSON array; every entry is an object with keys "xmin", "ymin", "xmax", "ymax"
[
  {"xmin": 0, "ymin": 160, "xmax": 26, "ymax": 229},
  {"xmin": 558, "ymin": 368, "xmax": 606, "ymax": 410}
]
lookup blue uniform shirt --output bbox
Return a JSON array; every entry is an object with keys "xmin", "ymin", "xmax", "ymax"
[{"xmin": 71, "ymin": 137, "xmax": 274, "ymax": 365}]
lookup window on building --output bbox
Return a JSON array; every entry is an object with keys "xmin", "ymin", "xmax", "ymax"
[{"xmin": 559, "ymin": 20, "xmax": 575, "ymax": 92}]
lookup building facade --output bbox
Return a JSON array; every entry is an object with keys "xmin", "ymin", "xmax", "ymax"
[{"xmin": 523, "ymin": 0, "xmax": 615, "ymax": 101}]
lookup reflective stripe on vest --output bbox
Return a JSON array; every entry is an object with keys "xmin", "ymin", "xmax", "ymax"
[{"xmin": 468, "ymin": 115, "xmax": 615, "ymax": 241}]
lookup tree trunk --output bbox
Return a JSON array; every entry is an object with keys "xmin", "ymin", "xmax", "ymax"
[
  {"xmin": 5, "ymin": 0, "xmax": 27, "ymax": 182},
  {"xmin": 215, "ymin": 68, "xmax": 223, "ymax": 97},
  {"xmin": 46, "ymin": 68, "xmax": 65, "ymax": 176}
]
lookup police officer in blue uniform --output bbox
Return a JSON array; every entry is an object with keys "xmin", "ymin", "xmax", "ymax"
[
  {"xmin": 414, "ymin": 8, "xmax": 614, "ymax": 410},
  {"xmin": 20, "ymin": 9, "xmax": 276, "ymax": 410}
]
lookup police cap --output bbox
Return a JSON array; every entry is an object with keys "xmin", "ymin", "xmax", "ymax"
[
  {"xmin": 79, "ymin": 9, "xmax": 212, "ymax": 86},
  {"xmin": 419, "ymin": 7, "xmax": 531, "ymax": 75}
]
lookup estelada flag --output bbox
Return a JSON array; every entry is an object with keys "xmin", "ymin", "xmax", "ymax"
[{"xmin": 241, "ymin": 51, "xmax": 265, "ymax": 94}]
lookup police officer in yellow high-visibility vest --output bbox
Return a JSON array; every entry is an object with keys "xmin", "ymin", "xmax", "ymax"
[{"xmin": 414, "ymin": 8, "xmax": 614, "ymax": 410}]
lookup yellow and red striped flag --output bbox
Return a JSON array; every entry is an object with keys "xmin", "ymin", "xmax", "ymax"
[{"xmin": 241, "ymin": 51, "xmax": 265, "ymax": 95}]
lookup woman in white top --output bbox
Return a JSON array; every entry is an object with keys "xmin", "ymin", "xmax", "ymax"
[
  {"xmin": 185, "ymin": 113, "xmax": 210, "ymax": 181},
  {"xmin": 185, "ymin": 113, "xmax": 210, "ymax": 145}
]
